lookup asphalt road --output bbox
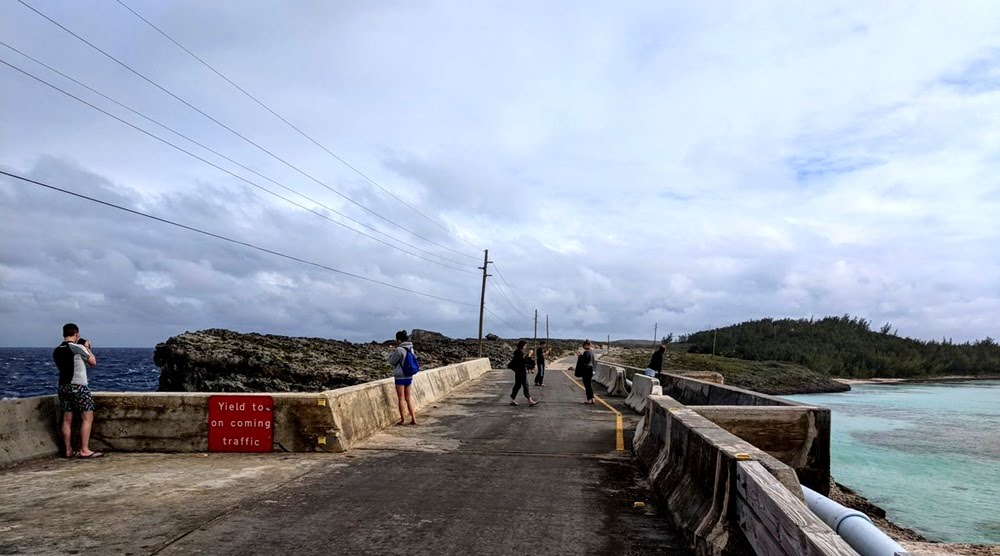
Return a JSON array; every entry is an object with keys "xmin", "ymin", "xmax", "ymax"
[{"xmin": 1, "ymin": 357, "xmax": 691, "ymax": 555}]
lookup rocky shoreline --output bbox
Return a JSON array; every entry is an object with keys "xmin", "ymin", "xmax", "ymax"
[{"xmin": 153, "ymin": 328, "xmax": 580, "ymax": 393}]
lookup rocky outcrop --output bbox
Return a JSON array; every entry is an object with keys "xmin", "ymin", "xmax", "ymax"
[{"xmin": 154, "ymin": 329, "xmax": 580, "ymax": 393}]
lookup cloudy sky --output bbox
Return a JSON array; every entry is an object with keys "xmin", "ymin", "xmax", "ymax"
[{"xmin": 2, "ymin": 1, "xmax": 998, "ymax": 348}]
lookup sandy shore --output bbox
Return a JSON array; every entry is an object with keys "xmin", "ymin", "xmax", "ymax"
[{"xmin": 835, "ymin": 374, "xmax": 1000, "ymax": 386}]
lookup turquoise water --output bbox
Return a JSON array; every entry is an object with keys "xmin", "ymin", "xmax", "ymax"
[{"xmin": 785, "ymin": 381, "xmax": 1000, "ymax": 544}]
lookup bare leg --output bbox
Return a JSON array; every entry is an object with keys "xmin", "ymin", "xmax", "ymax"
[
  {"xmin": 395, "ymin": 385, "xmax": 406, "ymax": 425},
  {"xmin": 79, "ymin": 412, "xmax": 95, "ymax": 456},
  {"xmin": 404, "ymin": 386, "xmax": 417, "ymax": 424},
  {"xmin": 61, "ymin": 412, "xmax": 74, "ymax": 457}
]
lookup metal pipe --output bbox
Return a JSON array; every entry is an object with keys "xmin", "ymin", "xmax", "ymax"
[{"xmin": 801, "ymin": 485, "xmax": 907, "ymax": 556}]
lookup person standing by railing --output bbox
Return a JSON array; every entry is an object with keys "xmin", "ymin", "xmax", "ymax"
[
  {"xmin": 53, "ymin": 322, "xmax": 101, "ymax": 458},
  {"xmin": 387, "ymin": 330, "xmax": 418, "ymax": 425},
  {"xmin": 645, "ymin": 344, "xmax": 666, "ymax": 377}
]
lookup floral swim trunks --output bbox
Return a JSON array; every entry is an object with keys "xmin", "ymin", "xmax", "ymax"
[{"xmin": 58, "ymin": 384, "xmax": 95, "ymax": 413}]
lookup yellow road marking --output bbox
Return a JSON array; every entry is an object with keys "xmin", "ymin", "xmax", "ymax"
[{"xmin": 560, "ymin": 368, "xmax": 624, "ymax": 452}]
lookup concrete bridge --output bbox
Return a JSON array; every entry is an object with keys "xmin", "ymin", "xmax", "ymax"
[{"xmin": 0, "ymin": 354, "xmax": 876, "ymax": 555}]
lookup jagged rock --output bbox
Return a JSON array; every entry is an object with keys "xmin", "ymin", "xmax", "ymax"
[{"xmin": 154, "ymin": 329, "xmax": 582, "ymax": 393}]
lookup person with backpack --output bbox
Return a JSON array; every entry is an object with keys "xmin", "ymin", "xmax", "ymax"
[
  {"xmin": 508, "ymin": 340, "xmax": 539, "ymax": 406},
  {"xmin": 387, "ymin": 330, "xmax": 419, "ymax": 425}
]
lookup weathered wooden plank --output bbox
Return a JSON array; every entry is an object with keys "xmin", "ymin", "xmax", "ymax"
[{"xmin": 737, "ymin": 461, "xmax": 858, "ymax": 556}]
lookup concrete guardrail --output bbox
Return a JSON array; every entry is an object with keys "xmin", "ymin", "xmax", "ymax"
[
  {"xmin": 657, "ymin": 370, "xmax": 832, "ymax": 495},
  {"xmin": 624, "ymin": 373, "xmax": 662, "ymax": 414},
  {"xmin": 634, "ymin": 394, "xmax": 857, "ymax": 556},
  {"xmin": 593, "ymin": 361, "xmax": 628, "ymax": 396},
  {"xmin": 1, "ymin": 357, "xmax": 491, "ymax": 467}
]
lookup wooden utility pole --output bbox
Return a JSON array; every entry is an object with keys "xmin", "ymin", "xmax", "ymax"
[
  {"xmin": 546, "ymin": 315, "xmax": 549, "ymax": 340},
  {"xmin": 477, "ymin": 249, "xmax": 491, "ymax": 357},
  {"xmin": 533, "ymin": 309, "xmax": 538, "ymax": 351},
  {"xmin": 712, "ymin": 329, "xmax": 717, "ymax": 356},
  {"xmin": 654, "ymin": 322, "xmax": 658, "ymax": 345}
]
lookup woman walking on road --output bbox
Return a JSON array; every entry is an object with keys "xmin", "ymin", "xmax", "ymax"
[
  {"xmin": 509, "ymin": 340, "xmax": 539, "ymax": 406},
  {"xmin": 573, "ymin": 339, "xmax": 596, "ymax": 404},
  {"xmin": 387, "ymin": 330, "xmax": 418, "ymax": 425}
]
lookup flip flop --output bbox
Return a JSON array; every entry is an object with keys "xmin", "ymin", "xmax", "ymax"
[
  {"xmin": 64, "ymin": 451, "xmax": 79, "ymax": 459},
  {"xmin": 78, "ymin": 452, "xmax": 103, "ymax": 459}
]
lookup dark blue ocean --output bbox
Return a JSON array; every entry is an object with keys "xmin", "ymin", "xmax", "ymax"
[{"xmin": 1, "ymin": 347, "xmax": 159, "ymax": 399}]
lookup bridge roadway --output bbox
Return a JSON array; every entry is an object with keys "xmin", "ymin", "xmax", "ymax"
[{"xmin": 1, "ymin": 357, "xmax": 691, "ymax": 555}]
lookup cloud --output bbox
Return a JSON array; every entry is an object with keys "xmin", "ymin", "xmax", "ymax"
[{"xmin": 1, "ymin": 1, "xmax": 999, "ymax": 346}]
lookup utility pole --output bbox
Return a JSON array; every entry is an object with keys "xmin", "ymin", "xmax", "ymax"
[
  {"xmin": 477, "ymin": 249, "xmax": 491, "ymax": 357},
  {"xmin": 654, "ymin": 322, "xmax": 658, "ymax": 345},
  {"xmin": 546, "ymin": 315, "xmax": 549, "ymax": 340},
  {"xmin": 607, "ymin": 334, "xmax": 610, "ymax": 351},
  {"xmin": 533, "ymin": 309, "xmax": 538, "ymax": 352},
  {"xmin": 712, "ymin": 329, "xmax": 717, "ymax": 356}
]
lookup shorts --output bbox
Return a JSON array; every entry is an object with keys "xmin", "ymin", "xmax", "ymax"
[
  {"xmin": 58, "ymin": 384, "xmax": 95, "ymax": 413},
  {"xmin": 394, "ymin": 377, "xmax": 413, "ymax": 387}
]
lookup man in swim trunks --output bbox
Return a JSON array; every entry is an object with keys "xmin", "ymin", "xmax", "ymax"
[{"xmin": 52, "ymin": 322, "xmax": 101, "ymax": 458}]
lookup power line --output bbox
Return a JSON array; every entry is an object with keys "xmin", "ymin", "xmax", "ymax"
[
  {"xmin": 114, "ymin": 0, "xmax": 482, "ymax": 255},
  {"xmin": 0, "ymin": 42, "xmax": 474, "ymax": 272},
  {"xmin": 0, "ymin": 55, "xmax": 477, "ymax": 275},
  {"xmin": 0, "ymin": 169, "xmax": 477, "ymax": 307},
  {"xmin": 491, "ymin": 262, "xmax": 532, "ymax": 314},
  {"xmin": 484, "ymin": 306, "xmax": 520, "ymax": 334},
  {"xmin": 15, "ymin": 0, "xmax": 480, "ymax": 262},
  {"xmin": 488, "ymin": 278, "xmax": 529, "ymax": 321}
]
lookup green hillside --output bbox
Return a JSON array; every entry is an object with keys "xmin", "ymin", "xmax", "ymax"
[
  {"xmin": 610, "ymin": 348, "xmax": 848, "ymax": 394},
  {"xmin": 683, "ymin": 315, "xmax": 1000, "ymax": 378}
]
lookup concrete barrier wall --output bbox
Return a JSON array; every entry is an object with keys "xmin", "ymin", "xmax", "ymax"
[
  {"xmin": 660, "ymin": 371, "xmax": 796, "ymax": 407},
  {"xmin": 594, "ymin": 362, "xmax": 628, "ymax": 397},
  {"xmin": 0, "ymin": 358, "xmax": 491, "ymax": 467},
  {"xmin": 659, "ymin": 371, "xmax": 831, "ymax": 495},
  {"xmin": 736, "ymin": 461, "xmax": 857, "ymax": 556},
  {"xmin": 624, "ymin": 374, "xmax": 662, "ymax": 414},
  {"xmin": 634, "ymin": 395, "xmax": 804, "ymax": 556},
  {"xmin": 0, "ymin": 396, "xmax": 61, "ymax": 466},
  {"xmin": 634, "ymin": 395, "xmax": 854, "ymax": 556},
  {"xmin": 690, "ymin": 406, "xmax": 829, "ymax": 492}
]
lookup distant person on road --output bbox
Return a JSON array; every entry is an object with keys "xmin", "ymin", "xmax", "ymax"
[
  {"xmin": 508, "ymin": 340, "xmax": 539, "ymax": 406},
  {"xmin": 572, "ymin": 339, "xmax": 596, "ymax": 404},
  {"xmin": 645, "ymin": 344, "xmax": 666, "ymax": 377},
  {"xmin": 52, "ymin": 323, "xmax": 101, "ymax": 458},
  {"xmin": 387, "ymin": 330, "xmax": 418, "ymax": 425},
  {"xmin": 533, "ymin": 341, "xmax": 548, "ymax": 387}
]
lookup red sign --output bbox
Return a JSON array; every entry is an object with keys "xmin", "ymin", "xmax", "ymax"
[{"xmin": 208, "ymin": 395, "xmax": 274, "ymax": 452}]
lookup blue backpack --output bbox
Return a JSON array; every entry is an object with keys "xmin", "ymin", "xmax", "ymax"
[{"xmin": 401, "ymin": 347, "xmax": 421, "ymax": 377}]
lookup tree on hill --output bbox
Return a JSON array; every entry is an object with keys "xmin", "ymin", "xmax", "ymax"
[{"xmin": 684, "ymin": 316, "xmax": 1000, "ymax": 378}]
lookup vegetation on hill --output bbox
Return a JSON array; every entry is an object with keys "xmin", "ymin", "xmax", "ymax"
[
  {"xmin": 607, "ymin": 347, "xmax": 848, "ymax": 395},
  {"xmin": 682, "ymin": 315, "xmax": 1000, "ymax": 378}
]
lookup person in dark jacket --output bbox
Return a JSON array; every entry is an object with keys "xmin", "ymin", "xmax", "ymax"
[
  {"xmin": 509, "ymin": 340, "xmax": 539, "ymax": 406},
  {"xmin": 645, "ymin": 344, "xmax": 666, "ymax": 377},
  {"xmin": 572, "ymin": 339, "xmax": 596, "ymax": 404},
  {"xmin": 533, "ymin": 341, "xmax": 548, "ymax": 387}
]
